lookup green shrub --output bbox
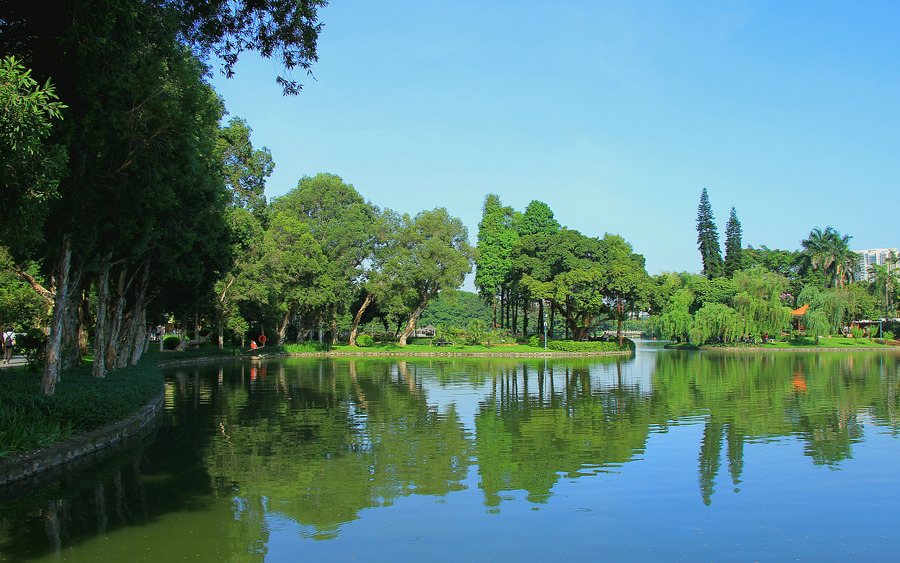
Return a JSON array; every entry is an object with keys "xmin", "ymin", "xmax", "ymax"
[
  {"xmin": 882, "ymin": 330, "xmax": 895, "ymax": 341},
  {"xmin": 528, "ymin": 335, "xmax": 543, "ymax": 348},
  {"xmin": 547, "ymin": 339, "xmax": 634, "ymax": 353},
  {"xmin": 164, "ymin": 335, "xmax": 181, "ymax": 350},
  {"xmin": 18, "ymin": 328, "xmax": 47, "ymax": 372},
  {"xmin": 356, "ymin": 334, "xmax": 374, "ymax": 347}
]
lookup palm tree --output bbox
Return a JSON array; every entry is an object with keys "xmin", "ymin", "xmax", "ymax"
[{"xmin": 799, "ymin": 227, "xmax": 857, "ymax": 288}]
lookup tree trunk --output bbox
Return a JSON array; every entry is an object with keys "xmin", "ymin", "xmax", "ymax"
[
  {"xmin": 522, "ymin": 298, "xmax": 528, "ymax": 335},
  {"xmin": 349, "ymin": 292, "xmax": 376, "ymax": 346},
  {"xmin": 43, "ymin": 235, "xmax": 72, "ymax": 395},
  {"xmin": 398, "ymin": 295, "xmax": 432, "ymax": 346},
  {"xmin": 277, "ymin": 310, "xmax": 290, "ymax": 345},
  {"xmin": 616, "ymin": 297, "xmax": 625, "ymax": 346},
  {"xmin": 93, "ymin": 256, "xmax": 112, "ymax": 378}
]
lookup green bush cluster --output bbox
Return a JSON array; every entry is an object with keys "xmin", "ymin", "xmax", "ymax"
[
  {"xmin": 18, "ymin": 328, "xmax": 47, "ymax": 372},
  {"xmin": 356, "ymin": 334, "xmax": 374, "ymax": 347},
  {"xmin": 163, "ymin": 335, "xmax": 182, "ymax": 350},
  {"xmin": 547, "ymin": 339, "xmax": 634, "ymax": 353},
  {"xmin": 528, "ymin": 335, "xmax": 543, "ymax": 348}
]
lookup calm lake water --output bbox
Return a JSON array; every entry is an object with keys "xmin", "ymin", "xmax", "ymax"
[{"xmin": 2, "ymin": 342, "xmax": 900, "ymax": 561}]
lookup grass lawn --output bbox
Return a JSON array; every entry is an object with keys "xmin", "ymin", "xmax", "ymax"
[{"xmin": 328, "ymin": 342, "xmax": 549, "ymax": 353}]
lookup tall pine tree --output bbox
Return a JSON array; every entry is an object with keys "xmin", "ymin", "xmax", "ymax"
[
  {"xmin": 696, "ymin": 188, "xmax": 724, "ymax": 279},
  {"xmin": 724, "ymin": 206, "xmax": 743, "ymax": 277}
]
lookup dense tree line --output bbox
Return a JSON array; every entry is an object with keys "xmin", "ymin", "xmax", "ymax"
[
  {"xmin": 655, "ymin": 190, "xmax": 899, "ymax": 345},
  {"xmin": 474, "ymin": 195, "xmax": 651, "ymax": 344},
  {"xmin": 0, "ymin": 0, "xmax": 328, "ymax": 393}
]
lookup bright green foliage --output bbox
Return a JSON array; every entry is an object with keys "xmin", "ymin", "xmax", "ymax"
[
  {"xmin": 395, "ymin": 208, "xmax": 474, "ymax": 345},
  {"xmin": 546, "ymin": 339, "xmax": 632, "ymax": 352},
  {"xmin": 867, "ymin": 259, "xmax": 898, "ymax": 317},
  {"xmin": 0, "ymin": 56, "xmax": 67, "ymax": 257},
  {"xmin": 418, "ymin": 291, "xmax": 492, "ymax": 329},
  {"xmin": 262, "ymin": 208, "xmax": 327, "ymax": 343},
  {"xmin": 272, "ymin": 174, "xmax": 377, "ymax": 339},
  {"xmin": 686, "ymin": 275, "xmax": 736, "ymax": 311},
  {"xmin": 517, "ymin": 201, "xmax": 561, "ymax": 237},
  {"xmin": 691, "ymin": 302, "xmax": 745, "ymax": 345},
  {"xmin": 520, "ymin": 230, "xmax": 650, "ymax": 342},
  {"xmin": 213, "ymin": 117, "xmax": 275, "ymax": 346},
  {"xmin": 218, "ymin": 117, "xmax": 274, "ymax": 216},
  {"xmin": 652, "ymin": 287, "xmax": 695, "ymax": 342},
  {"xmin": 723, "ymin": 207, "xmax": 742, "ymax": 278},
  {"xmin": 696, "ymin": 188, "xmax": 724, "ymax": 279},
  {"xmin": 844, "ymin": 282, "xmax": 877, "ymax": 323},
  {"xmin": 799, "ymin": 226, "xmax": 857, "ymax": 289},
  {"xmin": 467, "ymin": 318, "xmax": 487, "ymax": 344},
  {"xmin": 474, "ymin": 194, "xmax": 518, "ymax": 314},
  {"xmin": 743, "ymin": 246, "xmax": 801, "ymax": 279},
  {"xmin": 731, "ymin": 266, "xmax": 792, "ymax": 339},
  {"xmin": 0, "ymin": 248, "xmax": 50, "ymax": 330},
  {"xmin": 355, "ymin": 334, "xmax": 374, "ymax": 347}
]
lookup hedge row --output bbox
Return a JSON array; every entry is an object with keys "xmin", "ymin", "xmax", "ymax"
[{"xmin": 547, "ymin": 339, "xmax": 634, "ymax": 353}]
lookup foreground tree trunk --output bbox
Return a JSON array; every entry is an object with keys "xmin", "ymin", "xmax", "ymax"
[
  {"xmin": 398, "ymin": 294, "xmax": 433, "ymax": 346},
  {"xmin": 277, "ymin": 309, "xmax": 290, "ymax": 345},
  {"xmin": 93, "ymin": 256, "xmax": 112, "ymax": 378},
  {"xmin": 43, "ymin": 235, "xmax": 73, "ymax": 395},
  {"xmin": 348, "ymin": 292, "xmax": 376, "ymax": 346}
]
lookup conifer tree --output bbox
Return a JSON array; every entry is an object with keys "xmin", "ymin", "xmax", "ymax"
[
  {"xmin": 696, "ymin": 188, "xmax": 724, "ymax": 279},
  {"xmin": 724, "ymin": 206, "xmax": 743, "ymax": 277}
]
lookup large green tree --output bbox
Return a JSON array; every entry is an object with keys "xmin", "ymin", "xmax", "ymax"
[
  {"xmin": 0, "ymin": 0, "xmax": 325, "ymax": 393},
  {"xmin": 395, "ymin": 208, "xmax": 473, "ymax": 346},
  {"xmin": 212, "ymin": 117, "xmax": 275, "ymax": 348},
  {"xmin": 510, "ymin": 200, "xmax": 561, "ymax": 334},
  {"xmin": 474, "ymin": 194, "xmax": 518, "ymax": 326},
  {"xmin": 272, "ymin": 173, "xmax": 377, "ymax": 343},
  {"xmin": 0, "ymin": 56, "xmax": 67, "ymax": 257},
  {"xmin": 696, "ymin": 188, "xmax": 724, "ymax": 279}
]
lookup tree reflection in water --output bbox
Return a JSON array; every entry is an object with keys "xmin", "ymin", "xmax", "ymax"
[{"xmin": 0, "ymin": 351, "xmax": 898, "ymax": 559}]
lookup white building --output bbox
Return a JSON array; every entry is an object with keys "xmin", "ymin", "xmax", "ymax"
[{"xmin": 852, "ymin": 248, "xmax": 898, "ymax": 282}]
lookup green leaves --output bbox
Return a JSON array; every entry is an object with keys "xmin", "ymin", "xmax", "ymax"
[{"xmin": 0, "ymin": 56, "xmax": 68, "ymax": 258}]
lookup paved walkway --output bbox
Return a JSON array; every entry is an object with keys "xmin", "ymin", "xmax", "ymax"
[{"xmin": 0, "ymin": 355, "xmax": 26, "ymax": 370}]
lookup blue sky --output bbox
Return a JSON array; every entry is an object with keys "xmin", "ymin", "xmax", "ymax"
[{"xmin": 210, "ymin": 1, "xmax": 900, "ymax": 286}]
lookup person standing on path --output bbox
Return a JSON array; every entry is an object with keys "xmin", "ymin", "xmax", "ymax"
[{"xmin": 2, "ymin": 327, "xmax": 14, "ymax": 364}]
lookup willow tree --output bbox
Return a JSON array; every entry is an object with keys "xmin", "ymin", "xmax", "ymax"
[
  {"xmin": 653, "ymin": 287, "xmax": 694, "ymax": 343},
  {"xmin": 731, "ymin": 266, "xmax": 792, "ymax": 340}
]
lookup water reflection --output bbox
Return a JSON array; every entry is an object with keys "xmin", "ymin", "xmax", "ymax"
[{"xmin": 1, "ymin": 350, "xmax": 899, "ymax": 560}]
